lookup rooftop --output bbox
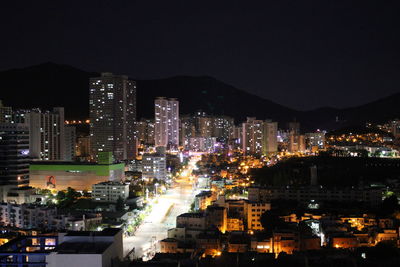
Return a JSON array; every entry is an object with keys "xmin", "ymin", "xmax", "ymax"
[{"xmin": 56, "ymin": 242, "xmax": 112, "ymax": 254}]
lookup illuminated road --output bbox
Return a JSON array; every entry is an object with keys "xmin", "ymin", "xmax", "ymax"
[{"xmin": 123, "ymin": 157, "xmax": 199, "ymax": 260}]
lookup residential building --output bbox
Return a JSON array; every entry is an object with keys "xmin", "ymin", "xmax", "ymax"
[
  {"xmin": 248, "ymin": 186, "xmax": 383, "ymax": 207},
  {"xmin": 305, "ymin": 131, "xmax": 325, "ymax": 151},
  {"xmin": 262, "ymin": 121, "xmax": 278, "ymax": 154},
  {"xmin": 0, "ymin": 228, "xmax": 123, "ymax": 267},
  {"xmin": 92, "ymin": 181, "xmax": 129, "ymax": 202},
  {"xmin": 154, "ymin": 97, "xmax": 179, "ymax": 149},
  {"xmin": 64, "ymin": 125, "xmax": 76, "ymax": 161},
  {"xmin": 242, "ymin": 117, "xmax": 263, "ymax": 155},
  {"xmin": 142, "ymin": 152, "xmax": 166, "ymax": 180},
  {"xmin": 0, "ymin": 185, "xmax": 43, "ymax": 204},
  {"xmin": 89, "ymin": 72, "xmax": 136, "ymax": 161},
  {"xmin": 134, "ymin": 119, "xmax": 155, "ymax": 145},
  {"xmin": 205, "ymin": 205, "xmax": 227, "ymax": 233},
  {"xmin": 76, "ymin": 136, "xmax": 91, "ymax": 160},
  {"xmin": 246, "ymin": 202, "xmax": 271, "ymax": 231},
  {"xmin": 0, "ymin": 100, "xmax": 12, "ymax": 123},
  {"xmin": 176, "ymin": 213, "xmax": 206, "ymax": 230},
  {"xmin": 194, "ymin": 191, "xmax": 213, "ymax": 211},
  {"xmin": 0, "ymin": 123, "xmax": 30, "ymax": 186},
  {"xmin": 12, "ymin": 108, "xmax": 66, "ymax": 160}
]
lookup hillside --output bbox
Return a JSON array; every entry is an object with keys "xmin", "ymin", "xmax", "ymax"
[{"xmin": 1, "ymin": 63, "xmax": 399, "ymax": 130}]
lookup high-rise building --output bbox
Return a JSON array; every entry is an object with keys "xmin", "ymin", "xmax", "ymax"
[
  {"xmin": 64, "ymin": 125, "xmax": 76, "ymax": 161},
  {"xmin": 0, "ymin": 123, "xmax": 30, "ymax": 186},
  {"xmin": 242, "ymin": 117, "xmax": 263, "ymax": 155},
  {"xmin": 133, "ymin": 119, "xmax": 155, "ymax": 145},
  {"xmin": 89, "ymin": 73, "xmax": 136, "ymax": 161},
  {"xmin": 12, "ymin": 108, "xmax": 66, "ymax": 160},
  {"xmin": 262, "ymin": 121, "xmax": 278, "ymax": 154},
  {"xmin": 76, "ymin": 136, "xmax": 91, "ymax": 160},
  {"xmin": 305, "ymin": 132, "xmax": 325, "ymax": 151},
  {"xmin": 154, "ymin": 97, "xmax": 179, "ymax": 149},
  {"xmin": 0, "ymin": 100, "xmax": 12, "ymax": 123}
]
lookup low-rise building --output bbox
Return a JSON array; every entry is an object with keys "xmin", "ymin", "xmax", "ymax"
[
  {"xmin": 194, "ymin": 191, "xmax": 213, "ymax": 211},
  {"xmin": 0, "ymin": 229, "xmax": 123, "ymax": 267},
  {"xmin": 248, "ymin": 186, "xmax": 382, "ymax": 207},
  {"xmin": 29, "ymin": 161, "xmax": 124, "ymax": 191},
  {"xmin": 92, "ymin": 182, "xmax": 129, "ymax": 202},
  {"xmin": 0, "ymin": 185, "xmax": 43, "ymax": 204},
  {"xmin": 142, "ymin": 152, "xmax": 166, "ymax": 180},
  {"xmin": 176, "ymin": 213, "xmax": 206, "ymax": 230},
  {"xmin": 246, "ymin": 202, "xmax": 271, "ymax": 231}
]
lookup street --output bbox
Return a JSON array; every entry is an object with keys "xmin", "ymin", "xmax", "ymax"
[{"xmin": 123, "ymin": 157, "xmax": 198, "ymax": 260}]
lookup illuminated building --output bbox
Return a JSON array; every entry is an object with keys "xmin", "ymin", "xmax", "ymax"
[
  {"xmin": 0, "ymin": 100, "xmax": 12, "ymax": 123},
  {"xmin": 248, "ymin": 186, "xmax": 382, "ymax": 207},
  {"xmin": 391, "ymin": 120, "xmax": 400, "ymax": 139},
  {"xmin": 246, "ymin": 202, "xmax": 271, "ymax": 231},
  {"xmin": 205, "ymin": 205, "xmax": 227, "ymax": 233},
  {"xmin": 262, "ymin": 121, "xmax": 278, "ymax": 154},
  {"xmin": 154, "ymin": 97, "xmax": 179, "ymax": 149},
  {"xmin": 64, "ymin": 125, "xmax": 76, "ymax": 161},
  {"xmin": 89, "ymin": 73, "xmax": 136, "ymax": 160},
  {"xmin": 29, "ymin": 153, "xmax": 124, "ymax": 191},
  {"xmin": 305, "ymin": 131, "xmax": 325, "ymax": 151},
  {"xmin": 12, "ymin": 108, "xmax": 66, "ymax": 160},
  {"xmin": 0, "ymin": 228, "xmax": 123, "ymax": 267},
  {"xmin": 76, "ymin": 136, "xmax": 90, "ymax": 159},
  {"xmin": 0, "ymin": 123, "xmax": 30, "ymax": 186},
  {"xmin": 0, "ymin": 185, "xmax": 41, "ymax": 204},
  {"xmin": 242, "ymin": 118, "xmax": 278, "ymax": 155},
  {"xmin": 187, "ymin": 137, "xmax": 217, "ymax": 152},
  {"xmin": 133, "ymin": 119, "xmax": 155, "ymax": 145},
  {"xmin": 92, "ymin": 181, "xmax": 129, "ymax": 202},
  {"xmin": 242, "ymin": 117, "xmax": 263, "ymax": 155},
  {"xmin": 142, "ymin": 152, "xmax": 166, "ymax": 180},
  {"xmin": 195, "ymin": 190, "xmax": 213, "ymax": 210},
  {"xmin": 180, "ymin": 112, "xmax": 233, "ymax": 148}
]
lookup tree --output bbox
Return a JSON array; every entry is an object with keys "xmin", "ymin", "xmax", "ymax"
[
  {"xmin": 116, "ymin": 196, "xmax": 125, "ymax": 211},
  {"xmin": 380, "ymin": 195, "xmax": 399, "ymax": 216},
  {"xmin": 260, "ymin": 210, "xmax": 287, "ymax": 235},
  {"xmin": 56, "ymin": 190, "xmax": 66, "ymax": 202}
]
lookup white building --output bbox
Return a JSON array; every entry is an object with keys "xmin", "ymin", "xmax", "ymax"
[
  {"xmin": 0, "ymin": 203, "xmax": 57, "ymax": 229},
  {"xmin": 242, "ymin": 118, "xmax": 278, "ymax": 155},
  {"xmin": 0, "ymin": 185, "xmax": 43, "ymax": 204},
  {"xmin": 12, "ymin": 108, "xmax": 66, "ymax": 160},
  {"xmin": 92, "ymin": 181, "xmax": 129, "ymax": 202},
  {"xmin": 154, "ymin": 97, "xmax": 179, "ymax": 149},
  {"xmin": 142, "ymin": 152, "xmax": 167, "ymax": 181},
  {"xmin": 46, "ymin": 228, "xmax": 123, "ymax": 267},
  {"xmin": 242, "ymin": 117, "xmax": 263, "ymax": 155}
]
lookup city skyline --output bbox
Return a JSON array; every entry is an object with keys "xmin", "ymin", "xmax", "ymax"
[{"xmin": 1, "ymin": 2, "xmax": 400, "ymax": 266}]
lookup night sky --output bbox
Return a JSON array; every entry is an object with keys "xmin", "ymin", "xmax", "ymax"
[{"xmin": 1, "ymin": 1, "xmax": 399, "ymax": 110}]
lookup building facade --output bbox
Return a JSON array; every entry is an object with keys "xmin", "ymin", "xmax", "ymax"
[
  {"xmin": 92, "ymin": 181, "xmax": 129, "ymax": 202},
  {"xmin": 142, "ymin": 152, "xmax": 167, "ymax": 180},
  {"xmin": 29, "ymin": 160, "xmax": 124, "ymax": 191},
  {"xmin": 154, "ymin": 97, "xmax": 179, "ymax": 149},
  {"xmin": 89, "ymin": 73, "xmax": 136, "ymax": 161},
  {"xmin": 0, "ymin": 123, "xmax": 30, "ymax": 186}
]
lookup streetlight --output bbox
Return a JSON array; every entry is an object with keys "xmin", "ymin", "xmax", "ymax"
[{"xmin": 155, "ymin": 183, "xmax": 159, "ymax": 197}]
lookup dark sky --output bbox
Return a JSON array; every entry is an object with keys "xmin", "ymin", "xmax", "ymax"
[{"xmin": 1, "ymin": 0, "xmax": 400, "ymax": 110}]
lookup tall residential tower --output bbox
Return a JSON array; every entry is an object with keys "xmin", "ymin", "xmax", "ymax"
[
  {"xmin": 154, "ymin": 97, "xmax": 179, "ymax": 149},
  {"xmin": 89, "ymin": 73, "xmax": 136, "ymax": 161}
]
